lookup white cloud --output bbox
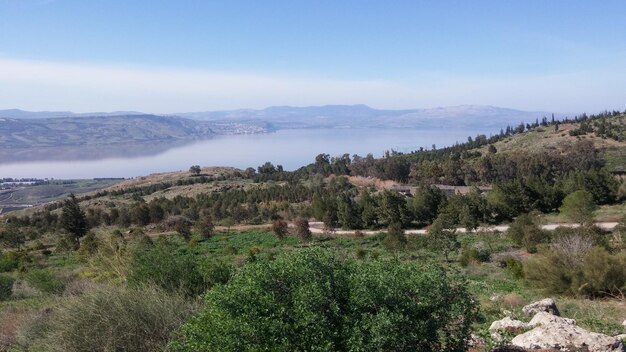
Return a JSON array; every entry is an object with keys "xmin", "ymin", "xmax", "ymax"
[{"xmin": 0, "ymin": 57, "xmax": 624, "ymax": 113}]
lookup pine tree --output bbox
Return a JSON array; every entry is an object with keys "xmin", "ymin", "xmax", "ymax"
[{"xmin": 60, "ymin": 194, "xmax": 89, "ymax": 249}]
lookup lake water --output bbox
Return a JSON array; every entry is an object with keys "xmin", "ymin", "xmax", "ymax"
[{"xmin": 0, "ymin": 128, "xmax": 493, "ymax": 179}]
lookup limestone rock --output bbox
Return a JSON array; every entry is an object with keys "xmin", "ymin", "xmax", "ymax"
[
  {"xmin": 490, "ymin": 317, "xmax": 529, "ymax": 333},
  {"xmin": 527, "ymin": 311, "xmax": 576, "ymax": 327},
  {"xmin": 511, "ymin": 313, "xmax": 624, "ymax": 352},
  {"xmin": 522, "ymin": 298, "xmax": 561, "ymax": 316}
]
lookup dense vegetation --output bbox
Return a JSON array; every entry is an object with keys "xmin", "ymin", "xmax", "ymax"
[{"xmin": 1, "ymin": 110, "xmax": 626, "ymax": 351}]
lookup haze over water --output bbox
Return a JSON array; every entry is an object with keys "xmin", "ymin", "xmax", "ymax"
[{"xmin": 0, "ymin": 128, "xmax": 489, "ymax": 179}]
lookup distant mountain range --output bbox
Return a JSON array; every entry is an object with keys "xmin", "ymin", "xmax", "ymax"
[
  {"xmin": 0, "ymin": 105, "xmax": 567, "ymax": 162},
  {"xmin": 171, "ymin": 104, "xmax": 566, "ymax": 130},
  {"xmin": 1, "ymin": 105, "xmax": 566, "ymax": 131}
]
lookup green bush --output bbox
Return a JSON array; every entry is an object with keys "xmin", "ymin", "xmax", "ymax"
[
  {"xmin": 198, "ymin": 259, "xmax": 233, "ymax": 288},
  {"xmin": 27, "ymin": 284, "xmax": 196, "ymax": 352},
  {"xmin": 507, "ymin": 213, "xmax": 546, "ymax": 253},
  {"xmin": 128, "ymin": 240, "xmax": 206, "ymax": 296},
  {"xmin": 525, "ymin": 242, "xmax": 626, "ymax": 297},
  {"xmin": 171, "ymin": 249, "xmax": 480, "ymax": 352},
  {"xmin": 0, "ymin": 252, "xmax": 19, "ymax": 272},
  {"xmin": 505, "ymin": 257, "xmax": 524, "ymax": 279},
  {"xmin": 25, "ymin": 269, "xmax": 65, "ymax": 294},
  {"xmin": 0, "ymin": 274, "xmax": 14, "ymax": 300},
  {"xmin": 459, "ymin": 244, "xmax": 491, "ymax": 267}
]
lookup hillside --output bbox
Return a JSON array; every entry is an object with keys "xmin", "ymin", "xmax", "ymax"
[
  {"xmin": 0, "ymin": 114, "xmax": 268, "ymax": 162},
  {"xmin": 478, "ymin": 113, "xmax": 626, "ymax": 172},
  {"xmin": 2, "ymin": 111, "xmax": 626, "ymax": 352},
  {"xmin": 175, "ymin": 104, "xmax": 562, "ymax": 129}
]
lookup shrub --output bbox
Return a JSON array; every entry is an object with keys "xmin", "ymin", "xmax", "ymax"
[
  {"xmin": 171, "ymin": 249, "xmax": 480, "ymax": 352},
  {"xmin": 24, "ymin": 269, "xmax": 65, "ymax": 294},
  {"xmin": 29, "ymin": 284, "xmax": 196, "ymax": 352},
  {"xmin": 459, "ymin": 245, "xmax": 490, "ymax": 267},
  {"xmin": 198, "ymin": 259, "xmax": 232, "ymax": 288},
  {"xmin": 0, "ymin": 275, "xmax": 14, "ymax": 300},
  {"xmin": 560, "ymin": 190, "xmax": 597, "ymax": 225},
  {"xmin": 0, "ymin": 252, "xmax": 19, "ymax": 273},
  {"xmin": 507, "ymin": 213, "xmax": 546, "ymax": 253},
  {"xmin": 128, "ymin": 241, "xmax": 206, "ymax": 296},
  {"xmin": 505, "ymin": 257, "xmax": 524, "ymax": 279},
  {"xmin": 382, "ymin": 222, "xmax": 407, "ymax": 254},
  {"xmin": 525, "ymin": 235, "xmax": 626, "ymax": 297},
  {"xmin": 580, "ymin": 247, "xmax": 626, "ymax": 297}
]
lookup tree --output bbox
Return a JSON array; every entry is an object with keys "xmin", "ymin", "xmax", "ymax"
[
  {"xmin": 220, "ymin": 217, "xmax": 235, "ymax": 232},
  {"xmin": 189, "ymin": 165, "xmax": 201, "ymax": 176},
  {"xmin": 379, "ymin": 190, "xmax": 410, "ymax": 227},
  {"xmin": 294, "ymin": 217, "xmax": 311, "ymax": 241},
  {"xmin": 336, "ymin": 193, "xmax": 360, "ymax": 229},
  {"xmin": 171, "ymin": 249, "xmax": 480, "ymax": 352},
  {"xmin": 197, "ymin": 213, "xmax": 214, "ymax": 240},
  {"xmin": 429, "ymin": 214, "xmax": 459, "ymax": 262},
  {"xmin": 560, "ymin": 190, "xmax": 597, "ymax": 225},
  {"xmin": 411, "ymin": 185, "xmax": 445, "ymax": 225},
  {"xmin": 508, "ymin": 213, "xmax": 545, "ymax": 253},
  {"xmin": 60, "ymin": 194, "xmax": 89, "ymax": 249},
  {"xmin": 166, "ymin": 216, "xmax": 193, "ymax": 241},
  {"xmin": 382, "ymin": 222, "xmax": 407, "ymax": 255},
  {"xmin": 272, "ymin": 218, "xmax": 288, "ymax": 240}
]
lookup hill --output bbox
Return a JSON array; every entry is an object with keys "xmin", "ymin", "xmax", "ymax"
[
  {"xmin": 0, "ymin": 114, "xmax": 268, "ymax": 162},
  {"xmin": 174, "ymin": 104, "xmax": 563, "ymax": 129}
]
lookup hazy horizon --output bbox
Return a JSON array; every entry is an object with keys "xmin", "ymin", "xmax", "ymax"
[{"xmin": 1, "ymin": 1, "xmax": 626, "ymax": 113}]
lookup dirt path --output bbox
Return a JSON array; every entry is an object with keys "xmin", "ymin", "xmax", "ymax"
[{"xmin": 307, "ymin": 221, "xmax": 619, "ymax": 236}]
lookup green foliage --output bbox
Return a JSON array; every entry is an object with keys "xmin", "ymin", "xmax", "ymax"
[
  {"xmin": 411, "ymin": 185, "xmax": 445, "ymax": 225},
  {"xmin": 27, "ymin": 284, "xmax": 196, "ymax": 352},
  {"xmin": 60, "ymin": 194, "xmax": 89, "ymax": 248},
  {"xmin": 24, "ymin": 269, "xmax": 65, "ymax": 294},
  {"xmin": 198, "ymin": 259, "xmax": 233, "ymax": 287},
  {"xmin": 507, "ymin": 213, "xmax": 546, "ymax": 253},
  {"xmin": 560, "ymin": 190, "xmax": 597, "ymax": 225},
  {"xmin": 171, "ymin": 249, "xmax": 480, "ymax": 352},
  {"xmin": 0, "ymin": 274, "xmax": 14, "ymax": 300},
  {"xmin": 504, "ymin": 257, "xmax": 524, "ymax": 279},
  {"xmin": 0, "ymin": 225, "xmax": 26, "ymax": 250},
  {"xmin": 78, "ymin": 232, "xmax": 99, "ymax": 256},
  {"xmin": 128, "ymin": 240, "xmax": 207, "ymax": 296},
  {"xmin": 294, "ymin": 217, "xmax": 312, "ymax": 241},
  {"xmin": 525, "ymin": 229, "xmax": 626, "ymax": 297},
  {"xmin": 459, "ymin": 244, "xmax": 491, "ymax": 267},
  {"xmin": 271, "ymin": 218, "xmax": 289, "ymax": 240},
  {"xmin": 382, "ymin": 222, "xmax": 407, "ymax": 254},
  {"xmin": 428, "ymin": 214, "xmax": 460, "ymax": 262},
  {"xmin": 580, "ymin": 247, "xmax": 626, "ymax": 297},
  {"xmin": 196, "ymin": 213, "xmax": 214, "ymax": 240},
  {"xmin": 0, "ymin": 251, "xmax": 19, "ymax": 272}
]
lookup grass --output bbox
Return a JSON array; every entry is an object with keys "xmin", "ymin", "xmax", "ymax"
[{"xmin": 2, "ymin": 226, "xmax": 626, "ymax": 349}]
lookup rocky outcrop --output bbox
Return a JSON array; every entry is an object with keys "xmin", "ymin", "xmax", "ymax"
[
  {"xmin": 490, "ymin": 299, "xmax": 625, "ymax": 352},
  {"xmin": 522, "ymin": 298, "xmax": 561, "ymax": 317},
  {"xmin": 512, "ymin": 313, "xmax": 623, "ymax": 352}
]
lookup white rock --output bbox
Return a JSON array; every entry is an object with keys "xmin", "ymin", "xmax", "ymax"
[
  {"xmin": 489, "ymin": 317, "xmax": 529, "ymax": 333},
  {"xmin": 527, "ymin": 311, "xmax": 576, "ymax": 327},
  {"xmin": 512, "ymin": 312, "xmax": 624, "ymax": 352},
  {"xmin": 522, "ymin": 297, "xmax": 560, "ymax": 316}
]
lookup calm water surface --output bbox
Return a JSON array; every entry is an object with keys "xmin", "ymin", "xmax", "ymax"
[{"xmin": 0, "ymin": 128, "xmax": 492, "ymax": 179}]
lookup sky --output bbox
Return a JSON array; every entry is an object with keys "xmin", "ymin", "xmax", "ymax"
[{"xmin": 0, "ymin": 0, "xmax": 625, "ymax": 113}]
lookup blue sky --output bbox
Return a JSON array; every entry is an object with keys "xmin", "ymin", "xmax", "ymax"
[{"xmin": 1, "ymin": 0, "xmax": 625, "ymax": 113}]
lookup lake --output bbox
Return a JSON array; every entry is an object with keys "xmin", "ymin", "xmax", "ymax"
[{"xmin": 0, "ymin": 128, "xmax": 495, "ymax": 179}]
